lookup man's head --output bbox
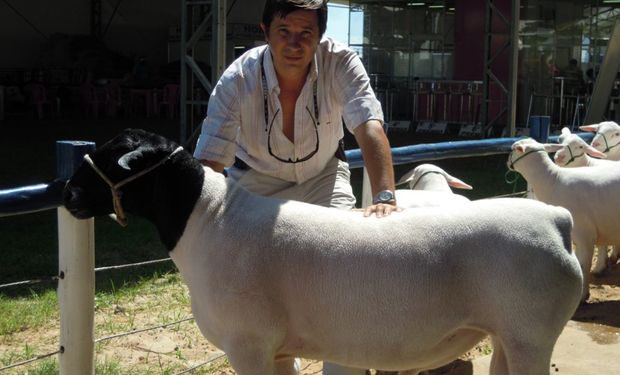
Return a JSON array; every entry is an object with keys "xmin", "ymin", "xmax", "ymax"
[
  {"xmin": 262, "ymin": 0, "xmax": 328, "ymax": 39},
  {"xmin": 260, "ymin": 0, "xmax": 328, "ymax": 77}
]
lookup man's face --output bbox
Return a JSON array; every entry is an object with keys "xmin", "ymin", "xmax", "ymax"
[{"xmin": 262, "ymin": 9, "xmax": 321, "ymax": 76}]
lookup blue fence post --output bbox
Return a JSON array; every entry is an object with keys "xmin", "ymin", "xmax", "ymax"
[
  {"xmin": 56, "ymin": 140, "xmax": 97, "ymax": 375},
  {"xmin": 529, "ymin": 115, "xmax": 551, "ymax": 142},
  {"xmin": 56, "ymin": 141, "xmax": 96, "ymax": 179}
]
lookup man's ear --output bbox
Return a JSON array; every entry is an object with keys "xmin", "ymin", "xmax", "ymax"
[{"xmin": 260, "ymin": 23, "xmax": 269, "ymax": 42}]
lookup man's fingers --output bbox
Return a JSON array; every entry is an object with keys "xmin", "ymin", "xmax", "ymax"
[{"xmin": 363, "ymin": 204, "xmax": 401, "ymax": 218}]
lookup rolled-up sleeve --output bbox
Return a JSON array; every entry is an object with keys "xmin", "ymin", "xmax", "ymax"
[
  {"xmin": 193, "ymin": 71, "xmax": 241, "ymax": 167},
  {"xmin": 336, "ymin": 52, "xmax": 384, "ymax": 132}
]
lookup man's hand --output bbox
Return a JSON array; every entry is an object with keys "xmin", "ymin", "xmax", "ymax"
[{"xmin": 361, "ymin": 203, "xmax": 402, "ymax": 218}]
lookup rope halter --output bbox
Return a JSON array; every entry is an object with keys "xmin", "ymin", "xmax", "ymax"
[
  {"xmin": 506, "ymin": 148, "xmax": 545, "ymax": 171},
  {"xmin": 408, "ymin": 170, "xmax": 445, "ymax": 190},
  {"xmin": 83, "ymin": 146, "xmax": 184, "ymax": 227},
  {"xmin": 595, "ymin": 132, "xmax": 620, "ymax": 153},
  {"xmin": 560, "ymin": 145, "xmax": 584, "ymax": 166}
]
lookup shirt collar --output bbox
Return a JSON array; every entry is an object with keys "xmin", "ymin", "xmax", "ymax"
[{"xmin": 262, "ymin": 45, "xmax": 319, "ymax": 94}]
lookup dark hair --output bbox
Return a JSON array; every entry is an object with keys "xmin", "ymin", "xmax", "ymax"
[{"xmin": 262, "ymin": 0, "xmax": 328, "ymax": 38}]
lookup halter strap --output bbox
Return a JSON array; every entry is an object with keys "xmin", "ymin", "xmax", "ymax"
[
  {"xmin": 507, "ymin": 149, "xmax": 546, "ymax": 171},
  {"xmin": 562, "ymin": 145, "xmax": 584, "ymax": 166},
  {"xmin": 596, "ymin": 132, "xmax": 620, "ymax": 153},
  {"xmin": 83, "ymin": 146, "xmax": 184, "ymax": 227},
  {"xmin": 409, "ymin": 170, "xmax": 444, "ymax": 190}
]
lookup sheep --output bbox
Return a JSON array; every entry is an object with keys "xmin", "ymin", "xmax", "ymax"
[
  {"xmin": 553, "ymin": 127, "xmax": 620, "ymax": 271},
  {"xmin": 508, "ymin": 137, "xmax": 620, "ymax": 300},
  {"xmin": 579, "ymin": 121, "xmax": 620, "ymax": 160},
  {"xmin": 394, "ymin": 164, "xmax": 472, "ymax": 208},
  {"xmin": 553, "ymin": 127, "xmax": 609, "ymax": 167},
  {"xmin": 64, "ymin": 129, "xmax": 582, "ymax": 375}
]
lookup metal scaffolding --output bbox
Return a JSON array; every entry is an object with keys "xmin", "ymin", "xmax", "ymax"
[
  {"xmin": 179, "ymin": 0, "xmax": 226, "ymax": 145},
  {"xmin": 481, "ymin": 0, "xmax": 519, "ymax": 137}
]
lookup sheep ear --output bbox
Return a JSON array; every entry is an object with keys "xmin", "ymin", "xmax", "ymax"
[
  {"xmin": 118, "ymin": 149, "xmax": 144, "ymax": 170},
  {"xmin": 445, "ymin": 175, "xmax": 473, "ymax": 190},
  {"xmin": 542, "ymin": 144, "xmax": 564, "ymax": 153},
  {"xmin": 396, "ymin": 168, "xmax": 416, "ymax": 186},
  {"xmin": 586, "ymin": 145, "xmax": 607, "ymax": 158},
  {"xmin": 579, "ymin": 124, "xmax": 599, "ymax": 132}
]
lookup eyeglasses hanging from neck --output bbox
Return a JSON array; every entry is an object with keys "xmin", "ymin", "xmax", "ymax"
[{"xmin": 261, "ymin": 50, "xmax": 320, "ymax": 164}]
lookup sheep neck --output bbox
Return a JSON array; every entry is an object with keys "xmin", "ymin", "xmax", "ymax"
[{"xmin": 512, "ymin": 150, "xmax": 560, "ymax": 200}]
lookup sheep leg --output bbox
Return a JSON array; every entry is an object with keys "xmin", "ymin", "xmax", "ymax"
[
  {"xmin": 591, "ymin": 245, "xmax": 608, "ymax": 275},
  {"xmin": 500, "ymin": 336, "xmax": 555, "ymax": 375},
  {"xmin": 275, "ymin": 357, "xmax": 300, "ymax": 375},
  {"xmin": 225, "ymin": 344, "xmax": 276, "ymax": 375},
  {"xmin": 609, "ymin": 246, "xmax": 619, "ymax": 265},
  {"xmin": 489, "ymin": 337, "xmax": 508, "ymax": 375},
  {"xmin": 573, "ymin": 239, "xmax": 594, "ymax": 301}
]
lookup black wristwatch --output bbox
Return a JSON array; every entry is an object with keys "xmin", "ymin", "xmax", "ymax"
[{"xmin": 373, "ymin": 190, "xmax": 395, "ymax": 205}]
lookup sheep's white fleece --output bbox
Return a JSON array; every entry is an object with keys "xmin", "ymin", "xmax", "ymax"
[
  {"xmin": 553, "ymin": 129, "xmax": 620, "ymax": 272},
  {"xmin": 509, "ymin": 138, "xmax": 620, "ymax": 299},
  {"xmin": 170, "ymin": 168, "xmax": 581, "ymax": 374}
]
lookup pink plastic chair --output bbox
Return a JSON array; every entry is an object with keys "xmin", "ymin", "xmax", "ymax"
[{"xmin": 159, "ymin": 84, "xmax": 180, "ymax": 119}]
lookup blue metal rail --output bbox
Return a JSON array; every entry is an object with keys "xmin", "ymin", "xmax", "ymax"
[{"xmin": 0, "ymin": 133, "xmax": 594, "ymax": 217}]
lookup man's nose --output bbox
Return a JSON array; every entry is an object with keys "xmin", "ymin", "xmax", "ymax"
[{"xmin": 287, "ymin": 33, "xmax": 302, "ymax": 47}]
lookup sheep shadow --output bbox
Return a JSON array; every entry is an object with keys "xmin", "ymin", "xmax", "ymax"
[
  {"xmin": 572, "ymin": 262, "xmax": 620, "ymax": 328},
  {"xmin": 573, "ymin": 300, "xmax": 620, "ymax": 329}
]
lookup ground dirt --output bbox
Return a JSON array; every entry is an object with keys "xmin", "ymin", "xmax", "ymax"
[{"xmin": 3, "ymin": 262, "xmax": 618, "ymax": 375}]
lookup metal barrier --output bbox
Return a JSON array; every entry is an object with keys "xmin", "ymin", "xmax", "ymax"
[{"xmin": 0, "ymin": 132, "xmax": 594, "ymax": 373}]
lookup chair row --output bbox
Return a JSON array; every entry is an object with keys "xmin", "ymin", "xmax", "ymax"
[{"xmin": 22, "ymin": 83, "xmax": 180, "ymax": 120}]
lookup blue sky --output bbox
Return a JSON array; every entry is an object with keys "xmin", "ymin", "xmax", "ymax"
[{"xmin": 325, "ymin": 3, "xmax": 351, "ymax": 44}]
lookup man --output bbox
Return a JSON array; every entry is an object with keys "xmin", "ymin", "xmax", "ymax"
[
  {"xmin": 194, "ymin": 2, "xmax": 397, "ymax": 373},
  {"xmin": 194, "ymin": 0, "xmax": 398, "ymax": 218}
]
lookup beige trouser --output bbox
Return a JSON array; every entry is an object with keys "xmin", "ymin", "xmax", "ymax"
[
  {"xmin": 228, "ymin": 157, "xmax": 367, "ymax": 375},
  {"xmin": 227, "ymin": 157, "xmax": 357, "ymax": 209}
]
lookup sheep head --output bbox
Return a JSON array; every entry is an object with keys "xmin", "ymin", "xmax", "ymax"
[
  {"xmin": 579, "ymin": 121, "xmax": 620, "ymax": 154},
  {"xmin": 507, "ymin": 138, "xmax": 563, "ymax": 171},
  {"xmin": 397, "ymin": 164, "xmax": 473, "ymax": 190},
  {"xmin": 63, "ymin": 128, "xmax": 183, "ymax": 222},
  {"xmin": 554, "ymin": 129, "xmax": 606, "ymax": 166}
]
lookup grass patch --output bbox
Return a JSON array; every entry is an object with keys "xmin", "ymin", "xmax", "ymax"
[{"xmin": 0, "ymin": 290, "xmax": 57, "ymax": 336}]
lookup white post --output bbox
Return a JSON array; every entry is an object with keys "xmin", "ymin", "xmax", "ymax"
[
  {"xmin": 56, "ymin": 141, "xmax": 96, "ymax": 375},
  {"xmin": 57, "ymin": 209, "xmax": 95, "ymax": 374}
]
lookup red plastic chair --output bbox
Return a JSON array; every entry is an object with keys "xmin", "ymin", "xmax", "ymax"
[
  {"xmin": 104, "ymin": 82, "xmax": 123, "ymax": 117},
  {"xmin": 159, "ymin": 84, "xmax": 179, "ymax": 119},
  {"xmin": 80, "ymin": 83, "xmax": 102, "ymax": 118},
  {"xmin": 29, "ymin": 84, "xmax": 52, "ymax": 120}
]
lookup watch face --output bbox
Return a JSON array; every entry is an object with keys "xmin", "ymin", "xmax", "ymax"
[
  {"xmin": 377, "ymin": 191, "xmax": 393, "ymax": 202},
  {"xmin": 376, "ymin": 191, "xmax": 394, "ymax": 202}
]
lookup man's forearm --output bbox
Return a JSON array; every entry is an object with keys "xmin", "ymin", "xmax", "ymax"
[{"xmin": 353, "ymin": 120, "xmax": 396, "ymax": 196}]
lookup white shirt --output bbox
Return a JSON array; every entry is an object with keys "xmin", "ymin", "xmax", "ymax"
[{"xmin": 193, "ymin": 37, "xmax": 383, "ymax": 183}]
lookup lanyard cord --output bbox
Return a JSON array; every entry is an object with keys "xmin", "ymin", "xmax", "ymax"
[{"xmin": 260, "ymin": 50, "xmax": 319, "ymax": 131}]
